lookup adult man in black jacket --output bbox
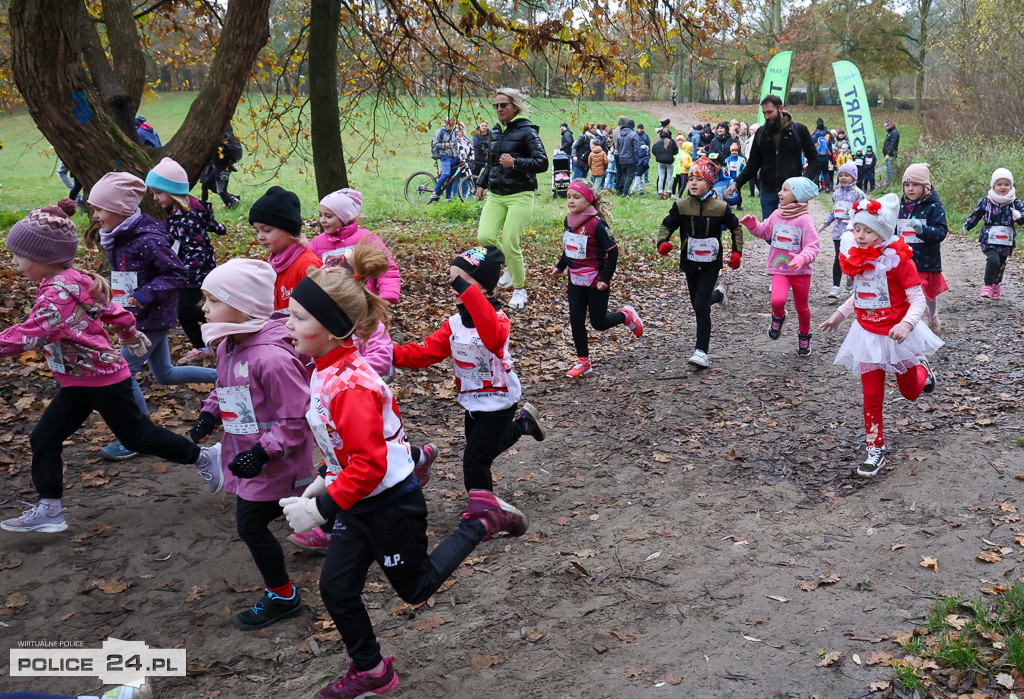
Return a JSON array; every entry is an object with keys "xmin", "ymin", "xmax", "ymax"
[
  {"xmin": 882, "ymin": 120, "xmax": 900, "ymax": 186},
  {"xmin": 560, "ymin": 123, "xmax": 574, "ymax": 154},
  {"xmin": 726, "ymin": 95, "xmax": 819, "ymax": 217}
]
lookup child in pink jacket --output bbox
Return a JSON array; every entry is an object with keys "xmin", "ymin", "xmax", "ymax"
[
  {"xmin": 0, "ymin": 202, "xmax": 220, "ymax": 534},
  {"xmin": 740, "ymin": 176, "xmax": 821, "ymax": 356},
  {"xmin": 188, "ymin": 259, "xmax": 316, "ymax": 631},
  {"xmin": 313, "ymin": 188, "xmax": 402, "ymax": 303}
]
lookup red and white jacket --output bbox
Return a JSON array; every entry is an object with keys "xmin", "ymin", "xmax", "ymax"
[
  {"xmin": 393, "ymin": 284, "xmax": 522, "ymax": 412},
  {"xmin": 308, "ymin": 343, "xmax": 413, "ymax": 512}
]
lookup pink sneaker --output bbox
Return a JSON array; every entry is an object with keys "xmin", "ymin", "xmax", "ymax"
[
  {"xmin": 991, "ymin": 283, "xmax": 1002, "ymax": 300},
  {"xmin": 981, "ymin": 285, "xmax": 993, "ymax": 299},
  {"xmin": 316, "ymin": 656, "xmax": 399, "ymax": 699},
  {"xmin": 177, "ymin": 347, "xmax": 214, "ymax": 365},
  {"xmin": 288, "ymin": 527, "xmax": 330, "ymax": 552},
  {"xmin": 463, "ymin": 489, "xmax": 528, "ymax": 542},
  {"xmin": 413, "ymin": 443, "xmax": 436, "ymax": 486},
  {"xmin": 621, "ymin": 305, "xmax": 644, "ymax": 337},
  {"xmin": 566, "ymin": 357, "xmax": 592, "ymax": 378}
]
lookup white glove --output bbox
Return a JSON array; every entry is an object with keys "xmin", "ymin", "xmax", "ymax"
[
  {"xmin": 122, "ymin": 331, "xmax": 152, "ymax": 357},
  {"xmin": 905, "ymin": 218, "xmax": 924, "ymax": 234},
  {"xmin": 301, "ymin": 475, "xmax": 327, "ymax": 499},
  {"xmin": 280, "ymin": 496, "xmax": 327, "ymax": 533},
  {"xmin": 1012, "ymin": 209, "xmax": 1022, "ymax": 222}
]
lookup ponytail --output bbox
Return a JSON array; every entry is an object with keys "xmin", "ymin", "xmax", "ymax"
[{"xmin": 304, "ymin": 239, "xmax": 390, "ymax": 340}]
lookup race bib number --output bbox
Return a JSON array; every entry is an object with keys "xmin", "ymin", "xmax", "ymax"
[
  {"xmin": 853, "ymin": 275, "xmax": 892, "ymax": 310},
  {"xmin": 771, "ymin": 224, "xmax": 802, "ymax": 252},
  {"xmin": 451, "ymin": 341, "xmax": 492, "ymax": 381},
  {"xmin": 321, "ymin": 245, "xmax": 355, "ymax": 269},
  {"xmin": 828, "ymin": 161, "xmax": 835, "ymax": 171},
  {"xmin": 562, "ymin": 231, "xmax": 588, "ymax": 260},
  {"xmin": 898, "ymin": 218, "xmax": 922, "ymax": 245},
  {"xmin": 833, "ymin": 202, "xmax": 851, "ymax": 220},
  {"xmin": 110, "ymin": 271, "xmax": 138, "ymax": 300},
  {"xmin": 217, "ymin": 384, "xmax": 259, "ymax": 435},
  {"xmin": 43, "ymin": 342, "xmax": 65, "ymax": 374},
  {"xmin": 568, "ymin": 268, "xmax": 600, "ymax": 287},
  {"xmin": 686, "ymin": 236, "xmax": 720, "ymax": 262},
  {"xmin": 171, "ymin": 239, "xmax": 182, "ymax": 256},
  {"xmin": 986, "ymin": 225, "xmax": 1015, "ymax": 246}
]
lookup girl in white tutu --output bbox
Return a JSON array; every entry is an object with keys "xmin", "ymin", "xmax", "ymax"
[{"xmin": 819, "ymin": 193, "xmax": 941, "ymax": 478}]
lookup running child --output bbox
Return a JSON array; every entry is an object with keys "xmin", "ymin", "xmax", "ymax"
[
  {"xmin": 311, "ymin": 188, "xmax": 402, "ymax": 303},
  {"xmin": 145, "ymin": 157, "xmax": 227, "ymax": 365},
  {"xmin": 819, "ymin": 194, "xmax": 941, "ymax": 477},
  {"xmin": 963, "ymin": 167, "xmax": 1024, "ymax": 300},
  {"xmin": 674, "ymin": 138, "xmax": 693, "ymax": 198},
  {"xmin": 550, "ymin": 179, "xmax": 643, "ymax": 378},
  {"xmin": 278, "ymin": 253, "xmax": 527, "ymax": 698},
  {"xmin": 392, "ymin": 246, "xmax": 545, "ymax": 496},
  {"xmin": 817, "ymin": 162, "xmax": 865, "ymax": 300},
  {"xmin": 897, "ymin": 163, "xmax": 948, "ymax": 332},
  {"xmin": 188, "ymin": 259, "xmax": 316, "ymax": 630},
  {"xmin": 249, "ymin": 185, "xmax": 322, "ymax": 310},
  {"xmin": 656, "ymin": 157, "xmax": 743, "ymax": 368},
  {"xmin": 88, "ymin": 172, "xmax": 217, "ymax": 462},
  {"xmin": 862, "ymin": 146, "xmax": 877, "ymax": 192},
  {"xmin": 0, "ymin": 203, "xmax": 220, "ymax": 533},
  {"xmin": 740, "ymin": 176, "xmax": 820, "ymax": 356}
]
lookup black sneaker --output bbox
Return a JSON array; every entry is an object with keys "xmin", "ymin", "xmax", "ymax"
[
  {"xmin": 856, "ymin": 446, "xmax": 886, "ymax": 479},
  {"xmin": 234, "ymin": 589, "xmax": 302, "ymax": 630},
  {"xmin": 797, "ymin": 332, "xmax": 812, "ymax": 357},
  {"xmin": 515, "ymin": 402, "xmax": 545, "ymax": 442},
  {"xmin": 920, "ymin": 358, "xmax": 936, "ymax": 394},
  {"xmin": 767, "ymin": 312, "xmax": 786, "ymax": 340}
]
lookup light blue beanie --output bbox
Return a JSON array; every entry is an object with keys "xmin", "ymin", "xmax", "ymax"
[
  {"xmin": 145, "ymin": 157, "xmax": 190, "ymax": 196},
  {"xmin": 786, "ymin": 176, "xmax": 819, "ymax": 203}
]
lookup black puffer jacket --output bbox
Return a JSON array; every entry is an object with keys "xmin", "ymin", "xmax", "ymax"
[
  {"xmin": 477, "ymin": 118, "xmax": 549, "ymax": 195},
  {"xmin": 734, "ymin": 112, "xmax": 819, "ymax": 192}
]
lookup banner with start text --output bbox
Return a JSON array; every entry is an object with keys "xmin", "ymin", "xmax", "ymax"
[
  {"xmin": 756, "ymin": 51, "xmax": 793, "ymax": 126},
  {"xmin": 831, "ymin": 60, "xmax": 877, "ymax": 154}
]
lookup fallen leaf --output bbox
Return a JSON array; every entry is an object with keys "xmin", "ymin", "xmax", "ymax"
[
  {"xmin": 624, "ymin": 665, "xmax": 644, "ymax": 678},
  {"xmin": 868, "ymin": 680, "xmax": 890, "ymax": 691},
  {"xmin": 891, "ymin": 542, "xmax": 906, "ymax": 551},
  {"xmin": 574, "ymin": 549, "xmax": 598, "ymax": 558},
  {"xmin": 864, "ymin": 650, "xmax": 892, "ymax": 665},
  {"xmin": 920, "ymin": 556, "xmax": 938, "ymax": 572},
  {"xmin": 819, "ymin": 572, "xmax": 841, "ymax": 585},
  {"xmin": 97, "ymin": 578, "xmax": 130, "ymax": 594},
  {"xmin": 742, "ymin": 634, "xmax": 762, "ymax": 643},
  {"xmin": 978, "ymin": 550, "xmax": 1003, "ymax": 563},
  {"xmin": 890, "ymin": 630, "xmax": 915, "ymax": 645},
  {"xmin": 470, "ymin": 654, "xmax": 505, "ymax": 670},
  {"xmin": 463, "ymin": 555, "xmax": 488, "ymax": 566},
  {"xmin": 767, "ymin": 595, "xmax": 789, "ymax": 603},
  {"xmin": 994, "ymin": 672, "xmax": 1014, "ymax": 689},
  {"xmin": 664, "ymin": 673, "xmax": 683, "ymax": 685},
  {"xmin": 589, "ymin": 513, "xmax": 600, "ymax": 521},
  {"xmin": 185, "ymin": 583, "xmax": 210, "ymax": 603},
  {"xmin": 521, "ymin": 626, "xmax": 545, "ymax": 643},
  {"xmin": 945, "ymin": 614, "xmax": 966, "ymax": 630},
  {"xmin": 852, "ymin": 653, "xmax": 862, "ymax": 665},
  {"xmin": 5, "ymin": 591, "xmax": 29, "ymax": 609},
  {"xmin": 652, "ymin": 452, "xmax": 672, "ymax": 463},
  {"xmin": 798, "ymin": 581, "xmax": 818, "ymax": 592},
  {"xmin": 998, "ymin": 503, "xmax": 1018, "ymax": 513},
  {"xmin": 414, "ymin": 616, "xmax": 444, "ymax": 631},
  {"xmin": 645, "ymin": 551, "xmax": 661, "ymax": 561},
  {"xmin": 611, "ymin": 630, "xmax": 637, "ymax": 643},
  {"xmin": 556, "ymin": 517, "xmax": 569, "ymax": 526},
  {"xmin": 817, "ymin": 650, "xmax": 841, "ymax": 667}
]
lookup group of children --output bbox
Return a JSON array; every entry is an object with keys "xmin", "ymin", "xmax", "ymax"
[{"xmin": 1, "ymin": 142, "xmax": 1021, "ymax": 695}]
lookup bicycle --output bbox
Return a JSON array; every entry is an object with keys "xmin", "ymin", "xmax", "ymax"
[{"xmin": 404, "ymin": 159, "xmax": 477, "ymax": 205}]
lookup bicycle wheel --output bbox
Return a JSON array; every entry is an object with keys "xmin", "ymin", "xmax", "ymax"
[
  {"xmin": 405, "ymin": 171, "xmax": 437, "ymax": 204},
  {"xmin": 455, "ymin": 175, "xmax": 475, "ymax": 201}
]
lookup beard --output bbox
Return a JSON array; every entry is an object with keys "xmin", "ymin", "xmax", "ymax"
[{"xmin": 764, "ymin": 113, "xmax": 781, "ymax": 133}]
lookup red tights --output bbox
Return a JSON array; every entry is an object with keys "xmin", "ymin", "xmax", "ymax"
[{"xmin": 860, "ymin": 366, "xmax": 927, "ymax": 446}]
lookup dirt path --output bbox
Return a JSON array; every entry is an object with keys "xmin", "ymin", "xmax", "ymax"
[{"xmin": 2, "ymin": 197, "xmax": 1023, "ymax": 698}]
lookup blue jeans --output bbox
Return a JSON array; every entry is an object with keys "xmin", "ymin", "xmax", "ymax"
[
  {"xmin": 759, "ymin": 189, "xmax": 780, "ymax": 219},
  {"xmin": 121, "ymin": 329, "xmax": 217, "ymax": 416},
  {"xmin": 434, "ymin": 155, "xmax": 457, "ymax": 197}
]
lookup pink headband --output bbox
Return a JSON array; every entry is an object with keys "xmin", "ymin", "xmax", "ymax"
[{"xmin": 567, "ymin": 181, "xmax": 594, "ymax": 203}]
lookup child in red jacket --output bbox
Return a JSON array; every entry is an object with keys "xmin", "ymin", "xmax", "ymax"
[{"xmin": 249, "ymin": 186, "xmax": 322, "ymax": 310}]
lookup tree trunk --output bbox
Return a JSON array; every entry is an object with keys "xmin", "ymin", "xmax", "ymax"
[
  {"xmin": 733, "ymin": 65, "xmax": 743, "ymax": 105},
  {"xmin": 915, "ymin": 0, "xmax": 930, "ymax": 115},
  {"xmin": 309, "ymin": 0, "xmax": 349, "ymax": 197}
]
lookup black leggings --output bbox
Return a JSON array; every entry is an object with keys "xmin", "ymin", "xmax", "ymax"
[
  {"xmin": 684, "ymin": 265, "xmax": 724, "ymax": 353},
  {"xmin": 178, "ymin": 287, "xmax": 206, "ymax": 349},
  {"xmin": 833, "ymin": 239, "xmax": 843, "ymax": 287},
  {"xmin": 568, "ymin": 283, "xmax": 625, "ymax": 357},
  {"xmin": 985, "ymin": 247, "xmax": 1011, "ymax": 285},
  {"xmin": 320, "ymin": 487, "xmax": 484, "ymax": 671},
  {"xmin": 30, "ymin": 379, "xmax": 200, "ymax": 499},
  {"xmin": 463, "ymin": 405, "xmax": 526, "ymax": 491},
  {"xmin": 236, "ymin": 498, "xmax": 289, "ymax": 589}
]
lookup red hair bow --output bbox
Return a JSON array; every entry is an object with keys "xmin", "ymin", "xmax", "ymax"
[{"xmin": 853, "ymin": 199, "xmax": 881, "ymax": 215}]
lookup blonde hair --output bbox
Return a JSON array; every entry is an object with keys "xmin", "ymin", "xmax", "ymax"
[
  {"xmin": 84, "ymin": 270, "xmax": 113, "ymax": 306},
  {"xmin": 496, "ymin": 87, "xmax": 529, "ymax": 117},
  {"xmin": 149, "ymin": 188, "xmax": 192, "ymax": 213},
  {"xmin": 569, "ymin": 178, "xmax": 613, "ymax": 224},
  {"xmin": 304, "ymin": 239, "xmax": 390, "ymax": 340}
]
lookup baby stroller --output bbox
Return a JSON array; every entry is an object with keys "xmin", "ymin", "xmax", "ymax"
[{"xmin": 551, "ymin": 150, "xmax": 571, "ymax": 198}]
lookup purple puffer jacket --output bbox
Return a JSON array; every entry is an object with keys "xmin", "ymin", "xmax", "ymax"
[
  {"xmin": 821, "ymin": 183, "xmax": 866, "ymax": 241},
  {"xmin": 103, "ymin": 213, "xmax": 187, "ymax": 332},
  {"xmin": 200, "ymin": 319, "xmax": 316, "ymax": 502}
]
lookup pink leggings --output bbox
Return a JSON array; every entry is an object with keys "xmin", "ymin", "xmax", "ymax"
[
  {"xmin": 861, "ymin": 367, "xmax": 927, "ymax": 446},
  {"xmin": 770, "ymin": 274, "xmax": 811, "ymax": 333}
]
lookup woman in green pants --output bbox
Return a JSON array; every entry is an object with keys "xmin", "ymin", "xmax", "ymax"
[{"xmin": 475, "ymin": 88, "xmax": 549, "ymax": 309}]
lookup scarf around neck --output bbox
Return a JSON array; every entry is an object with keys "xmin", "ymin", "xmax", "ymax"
[
  {"xmin": 201, "ymin": 317, "xmax": 270, "ymax": 347},
  {"xmin": 839, "ymin": 234, "xmax": 912, "ymax": 279},
  {"xmin": 567, "ymin": 206, "xmax": 598, "ymax": 230},
  {"xmin": 988, "ymin": 187, "xmax": 1017, "ymax": 206},
  {"xmin": 777, "ymin": 201, "xmax": 808, "ymax": 219},
  {"xmin": 100, "ymin": 209, "xmax": 143, "ymax": 250},
  {"xmin": 269, "ymin": 241, "xmax": 308, "ymax": 274}
]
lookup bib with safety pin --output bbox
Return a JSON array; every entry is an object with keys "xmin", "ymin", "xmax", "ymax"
[
  {"xmin": 833, "ymin": 202, "xmax": 851, "ymax": 220},
  {"xmin": 898, "ymin": 218, "xmax": 922, "ymax": 245},
  {"xmin": 306, "ymin": 403, "xmax": 342, "ymax": 473},
  {"xmin": 43, "ymin": 342, "xmax": 66, "ymax": 374},
  {"xmin": 217, "ymin": 384, "xmax": 259, "ymax": 435},
  {"xmin": 562, "ymin": 231, "xmax": 588, "ymax": 260},
  {"xmin": 686, "ymin": 236, "xmax": 720, "ymax": 262},
  {"xmin": 986, "ymin": 225, "xmax": 1015, "ymax": 246},
  {"xmin": 771, "ymin": 223, "xmax": 802, "ymax": 252},
  {"xmin": 322, "ymin": 245, "xmax": 355, "ymax": 269},
  {"xmin": 451, "ymin": 341, "xmax": 492, "ymax": 381},
  {"xmin": 853, "ymin": 275, "xmax": 892, "ymax": 310},
  {"xmin": 110, "ymin": 271, "xmax": 138, "ymax": 301}
]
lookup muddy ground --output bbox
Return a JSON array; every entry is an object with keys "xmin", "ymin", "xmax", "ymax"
[{"xmin": 2, "ymin": 146, "xmax": 1023, "ymax": 698}]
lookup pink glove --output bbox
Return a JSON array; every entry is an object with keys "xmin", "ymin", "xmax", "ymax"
[
  {"xmin": 739, "ymin": 214, "xmax": 758, "ymax": 231},
  {"xmin": 658, "ymin": 241, "xmax": 673, "ymax": 256},
  {"xmin": 786, "ymin": 255, "xmax": 805, "ymax": 271}
]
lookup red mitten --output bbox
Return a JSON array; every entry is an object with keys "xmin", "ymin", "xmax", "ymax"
[
  {"xmin": 739, "ymin": 214, "xmax": 757, "ymax": 231},
  {"xmin": 658, "ymin": 241, "xmax": 673, "ymax": 256},
  {"xmin": 727, "ymin": 251, "xmax": 741, "ymax": 269}
]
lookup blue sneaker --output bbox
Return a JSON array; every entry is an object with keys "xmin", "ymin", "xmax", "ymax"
[
  {"xmin": 101, "ymin": 441, "xmax": 138, "ymax": 461},
  {"xmin": 234, "ymin": 589, "xmax": 303, "ymax": 630}
]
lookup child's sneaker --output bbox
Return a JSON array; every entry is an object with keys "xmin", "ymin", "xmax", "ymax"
[
  {"xmin": 508, "ymin": 288, "xmax": 528, "ymax": 309},
  {"xmin": 515, "ymin": 402, "xmax": 545, "ymax": 441},
  {"xmin": 928, "ymin": 312, "xmax": 942, "ymax": 335},
  {"xmin": 621, "ymin": 305, "xmax": 644, "ymax": 337},
  {"xmin": 981, "ymin": 285, "xmax": 993, "ymax": 299},
  {"xmin": 797, "ymin": 332, "xmax": 812, "ymax": 357},
  {"xmin": 101, "ymin": 441, "xmax": 138, "ymax": 462},
  {"xmin": 714, "ymin": 284, "xmax": 728, "ymax": 310},
  {"xmin": 687, "ymin": 349, "xmax": 709, "ymax": 368},
  {"xmin": 566, "ymin": 357, "xmax": 592, "ymax": 378},
  {"xmin": 413, "ymin": 443, "xmax": 437, "ymax": 486},
  {"xmin": 920, "ymin": 357, "xmax": 936, "ymax": 394},
  {"xmin": 288, "ymin": 527, "xmax": 330, "ymax": 552},
  {"xmin": 195, "ymin": 444, "xmax": 224, "ymax": 494},
  {"xmin": 177, "ymin": 347, "xmax": 214, "ymax": 365},
  {"xmin": 0, "ymin": 501, "xmax": 67, "ymax": 533},
  {"xmin": 497, "ymin": 270, "xmax": 513, "ymax": 289},
  {"xmin": 828, "ymin": 285, "xmax": 840, "ymax": 300},
  {"xmin": 234, "ymin": 589, "xmax": 303, "ymax": 630},
  {"xmin": 463, "ymin": 490, "xmax": 528, "ymax": 541},
  {"xmin": 767, "ymin": 312, "xmax": 786, "ymax": 340},
  {"xmin": 856, "ymin": 446, "xmax": 887, "ymax": 479},
  {"xmin": 992, "ymin": 283, "xmax": 1002, "ymax": 300},
  {"xmin": 102, "ymin": 683, "xmax": 152, "ymax": 699},
  {"xmin": 317, "ymin": 656, "xmax": 400, "ymax": 699}
]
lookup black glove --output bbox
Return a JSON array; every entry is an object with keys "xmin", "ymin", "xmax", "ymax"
[
  {"xmin": 190, "ymin": 412, "xmax": 217, "ymax": 443},
  {"xmin": 228, "ymin": 443, "xmax": 270, "ymax": 479}
]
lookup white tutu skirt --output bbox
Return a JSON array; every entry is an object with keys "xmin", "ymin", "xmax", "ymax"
[{"xmin": 834, "ymin": 320, "xmax": 943, "ymax": 375}]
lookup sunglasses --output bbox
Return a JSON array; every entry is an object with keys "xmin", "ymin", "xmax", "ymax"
[{"xmin": 494, "ymin": 102, "xmax": 512, "ymax": 109}]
